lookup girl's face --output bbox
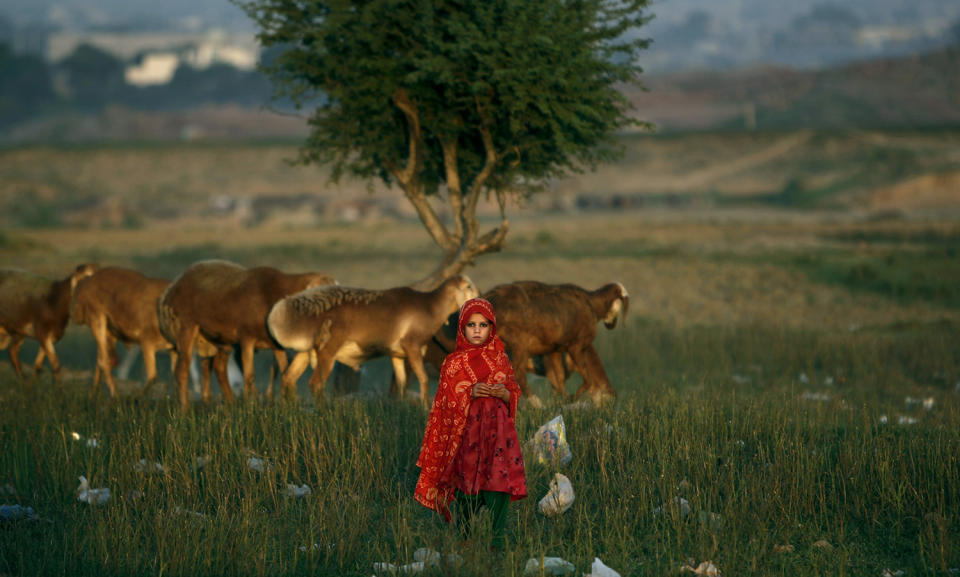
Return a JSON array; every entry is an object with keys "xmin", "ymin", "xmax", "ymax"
[{"xmin": 463, "ymin": 313, "xmax": 492, "ymax": 345}]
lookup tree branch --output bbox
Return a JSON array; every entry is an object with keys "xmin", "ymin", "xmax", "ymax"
[
  {"xmin": 390, "ymin": 89, "xmax": 456, "ymax": 253},
  {"xmin": 440, "ymin": 136, "xmax": 465, "ymax": 243},
  {"xmin": 464, "ymin": 122, "xmax": 499, "ymax": 242}
]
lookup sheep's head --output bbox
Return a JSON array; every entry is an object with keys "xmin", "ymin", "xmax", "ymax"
[
  {"xmin": 70, "ymin": 263, "xmax": 99, "ymax": 291},
  {"xmin": 450, "ymin": 275, "xmax": 480, "ymax": 309},
  {"xmin": 602, "ymin": 282, "xmax": 629, "ymax": 329},
  {"xmin": 304, "ymin": 273, "xmax": 337, "ymax": 290}
]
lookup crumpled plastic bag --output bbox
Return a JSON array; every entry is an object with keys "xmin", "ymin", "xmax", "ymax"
[
  {"xmin": 0, "ymin": 504, "xmax": 37, "ymax": 521},
  {"xmin": 247, "ymin": 456, "xmax": 270, "ymax": 472},
  {"xmin": 523, "ymin": 556, "xmax": 577, "ymax": 577},
  {"xmin": 70, "ymin": 432, "xmax": 100, "ymax": 448},
  {"xmin": 531, "ymin": 415, "xmax": 573, "ymax": 466},
  {"xmin": 372, "ymin": 561, "xmax": 425, "ymax": 575},
  {"xmin": 285, "ymin": 483, "xmax": 312, "ymax": 498},
  {"xmin": 538, "ymin": 473, "xmax": 575, "ymax": 516},
  {"xmin": 680, "ymin": 560, "xmax": 720, "ymax": 576},
  {"xmin": 413, "ymin": 548, "xmax": 440, "ymax": 566},
  {"xmin": 133, "ymin": 459, "xmax": 164, "ymax": 474},
  {"xmin": 76, "ymin": 476, "xmax": 110, "ymax": 505},
  {"xmin": 585, "ymin": 557, "xmax": 621, "ymax": 577}
]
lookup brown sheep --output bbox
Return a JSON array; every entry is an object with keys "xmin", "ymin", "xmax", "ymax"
[
  {"xmin": 484, "ymin": 281, "xmax": 629, "ymax": 405},
  {"xmin": 0, "ymin": 263, "xmax": 99, "ymax": 382},
  {"xmin": 158, "ymin": 260, "xmax": 336, "ymax": 408},
  {"xmin": 69, "ymin": 266, "xmax": 230, "ymax": 400},
  {"xmin": 267, "ymin": 275, "xmax": 478, "ymax": 405}
]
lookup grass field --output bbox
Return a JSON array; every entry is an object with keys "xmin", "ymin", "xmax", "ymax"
[{"xmin": 1, "ymin": 135, "xmax": 959, "ymax": 576}]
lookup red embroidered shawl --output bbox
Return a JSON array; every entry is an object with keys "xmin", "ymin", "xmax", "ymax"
[{"xmin": 414, "ymin": 297, "xmax": 520, "ymax": 514}]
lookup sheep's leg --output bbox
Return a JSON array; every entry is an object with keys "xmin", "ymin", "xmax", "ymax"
[
  {"xmin": 282, "ymin": 351, "xmax": 310, "ymax": 399},
  {"xmin": 139, "ymin": 342, "xmax": 159, "ymax": 398},
  {"xmin": 90, "ymin": 316, "xmax": 116, "ymax": 397},
  {"xmin": 173, "ymin": 326, "xmax": 198, "ymax": 409},
  {"xmin": 571, "ymin": 345, "xmax": 615, "ymax": 402},
  {"xmin": 266, "ymin": 349, "xmax": 289, "ymax": 401},
  {"xmin": 8, "ymin": 336, "xmax": 24, "ymax": 379},
  {"xmin": 212, "ymin": 350, "xmax": 234, "ymax": 403},
  {"xmin": 403, "ymin": 345, "xmax": 431, "ymax": 407},
  {"xmin": 544, "ymin": 351, "xmax": 569, "ymax": 398},
  {"xmin": 240, "ymin": 340, "xmax": 257, "ymax": 401},
  {"xmin": 390, "ymin": 356, "xmax": 408, "ymax": 401},
  {"xmin": 307, "ymin": 350, "xmax": 337, "ymax": 403},
  {"xmin": 37, "ymin": 336, "xmax": 60, "ymax": 384},
  {"xmin": 510, "ymin": 348, "xmax": 543, "ymax": 409}
]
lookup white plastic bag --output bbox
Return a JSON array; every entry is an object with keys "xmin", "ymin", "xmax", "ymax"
[
  {"xmin": 531, "ymin": 415, "xmax": 572, "ymax": 466},
  {"xmin": 585, "ymin": 557, "xmax": 621, "ymax": 577},
  {"xmin": 76, "ymin": 476, "xmax": 111, "ymax": 505},
  {"xmin": 523, "ymin": 557, "xmax": 576, "ymax": 577},
  {"xmin": 285, "ymin": 483, "xmax": 312, "ymax": 498},
  {"xmin": 538, "ymin": 472, "xmax": 575, "ymax": 516}
]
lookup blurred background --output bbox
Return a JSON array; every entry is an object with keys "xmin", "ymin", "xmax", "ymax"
[{"xmin": 2, "ymin": 0, "xmax": 959, "ymax": 141}]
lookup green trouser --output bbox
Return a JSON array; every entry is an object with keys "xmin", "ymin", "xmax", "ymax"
[{"xmin": 454, "ymin": 490, "xmax": 510, "ymax": 549}]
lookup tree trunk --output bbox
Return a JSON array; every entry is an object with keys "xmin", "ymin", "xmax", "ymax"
[{"xmin": 411, "ymin": 219, "xmax": 509, "ymax": 291}]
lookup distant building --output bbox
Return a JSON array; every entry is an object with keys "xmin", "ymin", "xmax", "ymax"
[
  {"xmin": 125, "ymin": 52, "xmax": 180, "ymax": 86},
  {"xmin": 46, "ymin": 29, "xmax": 260, "ymax": 86}
]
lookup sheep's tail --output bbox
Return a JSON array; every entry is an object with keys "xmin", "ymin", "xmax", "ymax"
[
  {"xmin": 156, "ymin": 287, "xmax": 180, "ymax": 345},
  {"xmin": 267, "ymin": 299, "xmax": 318, "ymax": 352}
]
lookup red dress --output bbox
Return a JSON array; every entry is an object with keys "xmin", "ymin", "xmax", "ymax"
[
  {"xmin": 442, "ymin": 396, "xmax": 527, "ymax": 497},
  {"xmin": 415, "ymin": 298, "xmax": 527, "ymax": 518}
]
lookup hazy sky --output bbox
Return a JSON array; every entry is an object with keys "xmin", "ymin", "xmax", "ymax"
[{"xmin": 4, "ymin": 0, "xmax": 957, "ymax": 32}]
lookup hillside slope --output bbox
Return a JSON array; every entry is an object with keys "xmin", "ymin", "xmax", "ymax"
[{"xmin": 629, "ymin": 46, "xmax": 960, "ymax": 131}]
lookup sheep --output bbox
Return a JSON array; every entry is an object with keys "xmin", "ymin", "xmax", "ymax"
[
  {"xmin": 0, "ymin": 263, "xmax": 99, "ymax": 382},
  {"xmin": 267, "ymin": 275, "xmax": 478, "ymax": 405},
  {"xmin": 69, "ymin": 266, "xmax": 230, "ymax": 400},
  {"xmin": 158, "ymin": 260, "xmax": 336, "ymax": 408},
  {"xmin": 484, "ymin": 280, "xmax": 629, "ymax": 405}
]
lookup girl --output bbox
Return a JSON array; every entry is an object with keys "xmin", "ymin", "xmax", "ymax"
[{"xmin": 414, "ymin": 297, "xmax": 527, "ymax": 549}]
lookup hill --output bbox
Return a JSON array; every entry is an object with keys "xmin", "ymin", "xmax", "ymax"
[{"xmin": 629, "ymin": 46, "xmax": 960, "ymax": 131}]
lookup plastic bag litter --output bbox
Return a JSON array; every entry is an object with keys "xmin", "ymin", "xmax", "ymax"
[
  {"xmin": 0, "ymin": 504, "xmax": 37, "ymax": 521},
  {"xmin": 413, "ymin": 548, "xmax": 440, "ymax": 567},
  {"xmin": 76, "ymin": 476, "xmax": 110, "ymax": 505},
  {"xmin": 585, "ymin": 557, "xmax": 621, "ymax": 577},
  {"xmin": 523, "ymin": 557, "xmax": 577, "ymax": 577},
  {"xmin": 247, "ymin": 456, "xmax": 270, "ymax": 472},
  {"xmin": 680, "ymin": 560, "xmax": 720, "ymax": 576},
  {"xmin": 134, "ymin": 459, "xmax": 164, "ymax": 474},
  {"xmin": 372, "ymin": 561, "xmax": 424, "ymax": 575},
  {"xmin": 654, "ymin": 496, "xmax": 690, "ymax": 517},
  {"xmin": 285, "ymin": 484, "xmax": 312, "ymax": 498},
  {"xmin": 531, "ymin": 415, "xmax": 573, "ymax": 466},
  {"xmin": 538, "ymin": 472, "xmax": 575, "ymax": 516},
  {"xmin": 70, "ymin": 432, "xmax": 100, "ymax": 448}
]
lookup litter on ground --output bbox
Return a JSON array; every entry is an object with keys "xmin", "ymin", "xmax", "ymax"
[
  {"xmin": 523, "ymin": 556, "xmax": 576, "ymax": 577},
  {"xmin": 76, "ymin": 476, "xmax": 110, "ymax": 505},
  {"xmin": 538, "ymin": 473, "xmax": 575, "ymax": 516},
  {"xmin": 530, "ymin": 415, "xmax": 573, "ymax": 466}
]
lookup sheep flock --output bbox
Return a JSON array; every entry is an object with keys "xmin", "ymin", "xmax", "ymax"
[{"xmin": 0, "ymin": 260, "xmax": 628, "ymax": 409}]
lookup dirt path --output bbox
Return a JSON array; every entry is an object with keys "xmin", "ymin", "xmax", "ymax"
[{"xmin": 647, "ymin": 131, "xmax": 815, "ymax": 192}]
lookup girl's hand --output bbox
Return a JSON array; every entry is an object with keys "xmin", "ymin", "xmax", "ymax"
[{"xmin": 472, "ymin": 382, "xmax": 510, "ymax": 402}]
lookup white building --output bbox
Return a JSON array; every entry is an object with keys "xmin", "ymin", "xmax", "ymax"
[{"xmin": 46, "ymin": 29, "xmax": 260, "ymax": 86}]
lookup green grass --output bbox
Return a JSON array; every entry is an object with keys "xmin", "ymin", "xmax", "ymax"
[{"xmin": 2, "ymin": 320, "xmax": 958, "ymax": 577}]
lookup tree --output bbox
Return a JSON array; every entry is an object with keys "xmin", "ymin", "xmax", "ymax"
[
  {"xmin": 57, "ymin": 43, "xmax": 127, "ymax": 110},
  {"xmin": 0, "ymin": 42, "xmax": 56, "ymax": 127},
  {"xmin": 238, "ymin": 0, "xmax": 651, "ymax": 288}
]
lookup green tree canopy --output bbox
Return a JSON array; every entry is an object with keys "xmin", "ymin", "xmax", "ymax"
[{"xmin": 238, "ymin": 0, "xmax": 651, "ymax": 287}]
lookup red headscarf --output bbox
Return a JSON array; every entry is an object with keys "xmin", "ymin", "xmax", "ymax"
[{"xmin": 414, "ymin": 297, "xmax": 520, "ymax": 514}]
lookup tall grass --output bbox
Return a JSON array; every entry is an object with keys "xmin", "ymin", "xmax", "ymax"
[{"xmin": 2, "ymin": 321, "xmax": 958, "ymax": 577}]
